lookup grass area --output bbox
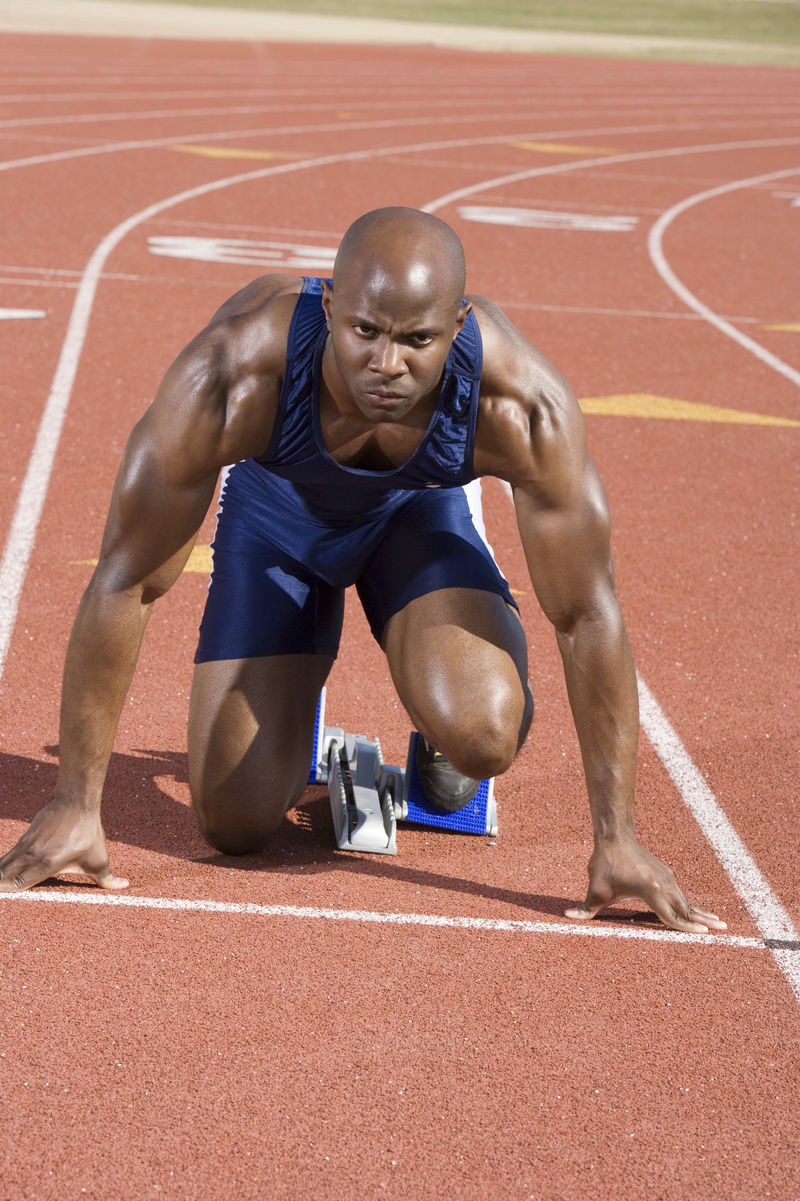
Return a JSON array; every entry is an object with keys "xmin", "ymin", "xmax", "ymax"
[{"xmin": 122, "ymin": 0, "xmax": 800, "ymax": 47}]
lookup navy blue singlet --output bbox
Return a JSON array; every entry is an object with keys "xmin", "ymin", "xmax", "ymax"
[{"xmin": 194, "ymin": 278, "xmax": 515, "ymax": 662}]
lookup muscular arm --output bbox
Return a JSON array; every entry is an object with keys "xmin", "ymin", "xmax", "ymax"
[
  {"xmin": 472, "ymin": 299, "xmax": 725, "ymax": 933},
  {"xmin": 0, "ymin": 278, "xmax": 296, "ymax": 891}
]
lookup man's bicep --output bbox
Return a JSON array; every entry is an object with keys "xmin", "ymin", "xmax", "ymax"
[{"xmin": 513, "ymin": 459, "xmax": 616, "ymax": 632}]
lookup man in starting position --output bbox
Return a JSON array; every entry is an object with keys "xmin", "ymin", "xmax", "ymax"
[{"xmin": 0, "ymin": 207, "xmax": 725, "ymax": 935}]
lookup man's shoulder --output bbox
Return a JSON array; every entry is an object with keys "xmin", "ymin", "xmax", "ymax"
[
  {"xmin": 182, "ymin": 274, "xmax": 307, "ymax": 381},
  {"xmin": 468, "ymin": 295, "xmax": 585, "ymax": 484},
  {"xmin": 468, "ymin": 295, "xmax": 574, "ymax": 413},
  {"xmin": 206, "ymin": 273, "xmax": 306, "ymax": 336}
]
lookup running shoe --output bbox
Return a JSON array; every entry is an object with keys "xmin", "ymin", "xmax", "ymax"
[{"xmin": 415, "ymin": 736, "xmax": 481, "ymax": 812}]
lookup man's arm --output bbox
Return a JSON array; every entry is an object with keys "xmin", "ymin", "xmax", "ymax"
[
  {"xmin": 0, "ymin": 286, "xmax": 290, "ymax": 892},
  {"xmin": 514, "ymin": 425, "xmax": 725, "ymax": 933},
  {"xmin": 472, "ymin": 300, "xmax": 725, "ymax": 933}
]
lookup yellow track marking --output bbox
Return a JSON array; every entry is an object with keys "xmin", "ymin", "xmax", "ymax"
[
  {"xmin": 73, "ymin": 545, "xmax": 213, "ymax": 574},
  {"xmin": 510, "ymin": 141, "xmax": 619, "ymax": 156},
  {"xmin": 580, "ymin": 393, "xmax": 799, "ymax": 426},
  {"xmin": 170, "ymin": 145, "xmax": 302, "ymax": 161},
  {"xmin": 70, "ymin": 398, "xmax": 796, "ymax": 576},
  {"xmin": 762, "ymin": 323, "xmax": 800, "ymax": 332}
]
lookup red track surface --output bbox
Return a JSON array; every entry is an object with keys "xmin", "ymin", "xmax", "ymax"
[{"xmin": 1, "ymin": 29, "xmax": 798, "ymax": 1201}]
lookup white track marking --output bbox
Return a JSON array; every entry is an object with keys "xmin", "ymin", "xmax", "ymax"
[
  {"xmin": 146, "ymin": 234, "xmax": 337, "ymax": 270},
  {"xmin": 0, "ymin": 123, "xmax": 797, "ymax": 984},
  {"xmin": 0, "ymin": 116, "xmax": 795, "ymax": 177},
  {"xmin": 648, "ymin": 166, "xmax": 800, "ymax": 388},
  {"xmin": 637, "ymin": 678, "xmax": 800, "ymax": 1003},
  {"xmin": 2, "ymin": 130, "xmax": 795, "ymax": 683},
  {"xmin": 459, "ymin": 205, "xmax": 639, "ymax": 232},
  {"xmin": 493, "ymin": 472, "xmax": 800, "ymax": 1000},
  {"xmin": 0, "ymin": 307, "xmax": 45, "ymax": 318},
  {"xmin": 422, "ymin": 136, "xmax": 800, "ymax": 215},
  {"xmin": 0, "ymin": 888, "xmax": 778, "ymax": 953}
]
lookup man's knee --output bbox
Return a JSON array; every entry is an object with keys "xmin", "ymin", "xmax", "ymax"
[
  {"xmin": 191, "ymin": 773, "xmax": 306, "ymax": 856},
  {"xmin": 431, "ymin": 680, "xmax": 534, "ymax": 780},
  {"xmin": 198, "ymin": 814, "xmax": 279, "ymax": 857}
]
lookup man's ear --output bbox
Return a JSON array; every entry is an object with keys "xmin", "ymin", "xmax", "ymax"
[
  {"xmin": 453, "ymin": 299, "xmax": 472, "ymax": 341},
  {"xmin": 321, "ymin": 279, "xmax": 334, "ymax": 330}
]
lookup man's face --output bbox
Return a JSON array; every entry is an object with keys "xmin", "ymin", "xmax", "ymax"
[{"xmin": 321, "ymin": 266, "xmax": 467, "ymax": 423}]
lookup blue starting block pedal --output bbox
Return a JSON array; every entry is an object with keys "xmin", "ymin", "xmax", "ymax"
[
  {"xmin": 401, "ymin": 731, "xmax": 497, "ymax": 837},
  {"xmin": 308, "ymin": 689, "xmax": 497, "ymax": 854}
]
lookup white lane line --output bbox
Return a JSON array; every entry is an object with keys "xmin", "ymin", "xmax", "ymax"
[
  {"xmin": 0, "ymin": 888, "xmax": 775, "ymax": 952},
  {"xmin": 0, "ymin": 127, "xmax": 797, "ymax": 987},
  {"xmin": 489, "ymin": 493, "xmax": 800, "ymax": 1002},
  {"xmin": 0, "ymin": 116, "xmax": 793, "ymax": 177},
  {"xmin": 637, "ymin": 679, "xmax": 800, "ymax": 1003},
  {"xmin": 3, "ymin": 130, "xmax": 793, "ymax": 684},
  {"xmin": 648, "ymin": 166, "xmax": 800, "ymax": 389},
  {"xmin": 422, "ymin": 136, "xmax": 800, "ymax": 216}
]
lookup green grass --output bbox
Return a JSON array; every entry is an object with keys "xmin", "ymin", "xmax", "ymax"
[{"xmin": 121, "ymin": 0, "xmax": 800, "ymax": 45}]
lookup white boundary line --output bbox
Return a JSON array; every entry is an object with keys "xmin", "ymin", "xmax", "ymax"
[
  {"xmin": 648, "ymin": 166, "xmax": 800, "ymax": 389},
  {"xmin": 0, "ymin": 887, "xmax": 779, "ymax": 953},
  {"xmin": 490, "ymin": 476, "xmax": 800, "ymax": 999},
  {"xmin": 0, "ymin": 117, "xmax": 798, "ymax": 992},
  {"xmin": 3, "ymin": 130, "xmax": 796, "ymax": 681},
  {"xmin": 0, "ymin": 116, "xmax": 785, "ymax": 175},
  {"xmin": 637, "ymin": 679, "xmax": 800, "ymax": 1002}
]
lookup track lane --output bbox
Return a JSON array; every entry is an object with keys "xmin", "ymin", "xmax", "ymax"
[{"xmin": 1, "ymin": 34, "xmax": 798, "ymax": 1201}]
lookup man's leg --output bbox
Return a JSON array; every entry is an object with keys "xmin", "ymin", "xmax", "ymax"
[
  {"xmin": 382, "ymin": 587, "xmax": 533, "ymax": 783},
  {"xmin": 188, "ymin": 653, "xmax": 333, "ymax": 855}
]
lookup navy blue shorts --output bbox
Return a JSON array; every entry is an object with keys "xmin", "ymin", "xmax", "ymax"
[{"xmin": 194, "ymin": 461, "xmax": 516, "ymax": 662}]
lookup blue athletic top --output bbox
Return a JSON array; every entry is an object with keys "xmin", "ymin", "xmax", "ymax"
[
  {"xmin": 253, "ymin": 277, "xmax": 483, "ymax": 520},
  {"xmin": 197, "ymin": 277, "xmax": 511, "ymax": 656}
]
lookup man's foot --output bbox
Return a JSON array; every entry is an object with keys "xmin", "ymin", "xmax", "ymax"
[{"xmin": 415, "ymin": 737, "xmax": 481, "ymax": 813}]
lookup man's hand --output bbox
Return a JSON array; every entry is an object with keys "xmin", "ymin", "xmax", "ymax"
[
  {"xmin": 0, "ymin": 800, "xmax": 129, "ymax": 893},
  {"xmin": 564, "ymin": 835, "xmax": 726, "ymax": 934}
]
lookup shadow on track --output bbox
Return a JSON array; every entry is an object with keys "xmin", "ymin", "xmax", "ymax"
[{"xmin": 0, "ymin": 749, "xmax": 663, "ymax": 925}]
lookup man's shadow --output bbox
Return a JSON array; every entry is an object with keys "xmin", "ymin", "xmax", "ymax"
[{"xmin": 0, "ymin": 748, "xmax": 659, "ymax": 925}]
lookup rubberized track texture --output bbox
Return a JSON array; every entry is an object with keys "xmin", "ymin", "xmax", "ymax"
[{"xmin": 0, "ymin": 25, "xmax": 798, "ymax": 1201}]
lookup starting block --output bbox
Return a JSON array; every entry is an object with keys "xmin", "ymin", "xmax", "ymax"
[{"xmin": 308, "ymin": 689, "xmax": 497, "ymax": 855}]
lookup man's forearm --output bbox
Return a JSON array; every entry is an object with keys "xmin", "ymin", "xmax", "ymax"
[
  {"xmin": 54, "ymin": 576, "xmax": 153, "ymax": 810},
  {"xmin": 554, "ymin": 602, "xmax": 639, "ymax": 841}
]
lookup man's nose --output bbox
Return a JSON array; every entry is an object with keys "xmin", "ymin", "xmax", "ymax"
[{"xmin": 370, "ymin": 336, "xmax": 405, "ymax": 376}]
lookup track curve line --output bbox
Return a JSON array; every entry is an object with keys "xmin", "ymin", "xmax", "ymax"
[
  {"xmin": 4, "ymin": 120, "xmax": 710, "ymax": 669},
  {"xmin": 2, "ymin": 132, "xmax": 798, "ymax": 679},
  {"xmin": 0, "ymin": 117, "xmax": 774, "ymax": 176},
  {"xmin": 421, "ymin": 135, "xmax": 800, "ymax": 215},
  {"xmin": 648, "ymin": 166, "xmax": 800, "ymax": 389}
]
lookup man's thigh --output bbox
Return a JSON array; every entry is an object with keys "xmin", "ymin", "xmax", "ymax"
[{"xmin": 188, "ymin": 652, "xmax": 333, "ymax": 854}]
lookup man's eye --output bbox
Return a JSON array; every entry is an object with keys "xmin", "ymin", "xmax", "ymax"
[{"xmin": 353, "ymin": 325, "xmax": 375, "ymax": 337}]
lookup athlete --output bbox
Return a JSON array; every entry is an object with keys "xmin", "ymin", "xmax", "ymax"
[{"xmin": 0, "ymin": 207, "xmax": 725, "ymax": 935}]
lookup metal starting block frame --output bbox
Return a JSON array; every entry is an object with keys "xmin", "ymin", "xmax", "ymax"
[{"xmin": 308, "ymin": 689, "xmax": 497, "ymax": 855}]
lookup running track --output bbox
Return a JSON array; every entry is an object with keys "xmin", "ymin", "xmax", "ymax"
[{"xmin": 0, "ymin": 26, "xmax": 798, "ymax": 1201}]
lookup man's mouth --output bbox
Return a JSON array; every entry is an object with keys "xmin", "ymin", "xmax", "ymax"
[{"xmin": 364, "ymin": 389, "xmax": 405, "ymax": 402}]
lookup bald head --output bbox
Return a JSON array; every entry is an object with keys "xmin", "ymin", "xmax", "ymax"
[{"xmin": 333, "ymin": 207, "xmax": 466, "ymax": 315}]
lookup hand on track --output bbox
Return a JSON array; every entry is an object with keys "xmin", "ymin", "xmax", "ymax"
[
  {"xmin": 564, "ymin": 835, "xmax": 726, "ymax": 934},
  {"xmin": 0, "ymin": 801, "xmax": 129, "ymax": 893}
]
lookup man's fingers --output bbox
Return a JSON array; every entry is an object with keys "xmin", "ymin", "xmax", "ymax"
[
  {"xmin": 88, "ymin": 868, "xmax": 130, "ymax": 891},
  {"xmin": 564, "ymin": 889, "xmax": 727, "ymax": 933},
  {"xmin": 0, "ymin": 849, "xmax": 129, "ymax": 894},
  {"xmin": 647, "ymin": 890, "xmax": 728, "ymax": 934},
  {"xmin": 563, "ymin": 903, "xmax": 596, "ymax": 921},
  {"xmin": 689, "ymin": 908, "xmax": 727, "ymax": 931},
  {"xmin": 563, "ymin": 881, "xmax": 619, "ymax": 922},
  {"xmin": 0, "ymin": 857, "xmax": 55, "ymax": 893}
]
